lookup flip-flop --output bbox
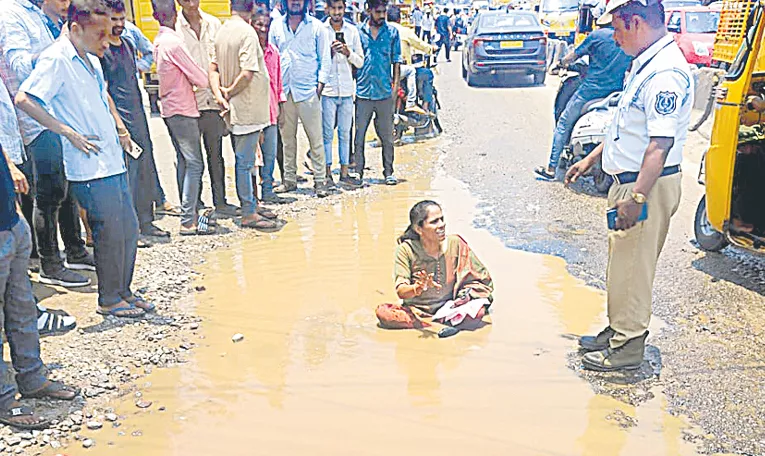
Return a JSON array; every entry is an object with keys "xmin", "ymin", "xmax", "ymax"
[
  {"xmin": 156, "ymin": 205, "xmax": 182, "ymax": 216},
  {"xmin": 242, "ymin": 218, "xmax": 280, "ymax": 232},
  {"xmin": 96, "ymin": 304, "xmax": 145, "ymax": 318},
  {"xmin": 21, "ymin": 381, "xmax": 79, "ymax": 401},
  {"xmin": 256, "ymin": 207, "xmax": 277, "ymax": 220},
  {"xmin": 0, "ymin": 405, "xmax": 50, "ymax": 430},
  {"xmin": 126, "ymin": 295, "xmax": 156, "ymax": 313}
]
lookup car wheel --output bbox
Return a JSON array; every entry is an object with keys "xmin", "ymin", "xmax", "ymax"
[
  {"xmin": 462, "ymin": 61, "xmax": 467, "ymax": 79},
  {"xmin": 533, "ymin": 71, "xmax": 546, "ymax": 86},
  {"xmin": 694, "ymin": 196, "xmax": 729, "ymax": 252},
  {"xmin": 467, "ymin": 70, "xmax": 480, "ymax": 87}
]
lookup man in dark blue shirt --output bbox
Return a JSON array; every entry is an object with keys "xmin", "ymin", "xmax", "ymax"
[
  {"xmin": 434, "ymin": 7, "xmax": 451, "ymax": 62},
  {"xmin": 354, "ymin": 0, "xmax": 402, "ymax": 185},
  {"xmin": 534, "ymin": 27, "xmax": 632, "ymax": 180},
  {"xmin": 0, "ymin": 146, "xmax": 78, "ymax": 429}
]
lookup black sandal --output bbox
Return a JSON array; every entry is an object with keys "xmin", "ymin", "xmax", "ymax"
[
  {"xmin": 37, "ymin": 307, "xmax": 77, "ymax": 337},
  {"xmin": 0, "ymin": 405, "xmax": 49, "ymax": 430},
  {"xmin": 21, "ymin": 380, "xmax": 80, "ymax": 401}
]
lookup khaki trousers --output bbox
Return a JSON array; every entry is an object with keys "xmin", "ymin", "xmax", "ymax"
[
  {"xmin": 606, "ymin": 173, "xmax": 682, "ymax": 347},
  {"xmin": 278, "ymin": 93, "xmax": 327, "ymax": 187}
]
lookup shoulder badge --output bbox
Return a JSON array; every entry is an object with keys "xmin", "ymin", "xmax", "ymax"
[{"xmin": 655, "ymin": 91, "xmax": 678, "ymax": 115}]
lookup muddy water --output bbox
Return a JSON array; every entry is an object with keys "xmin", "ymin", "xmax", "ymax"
[{"xmin": 60, "ymin": 171, "xmax": 701, "ymax": 456}]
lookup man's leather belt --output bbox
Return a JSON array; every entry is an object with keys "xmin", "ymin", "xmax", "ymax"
[{"xmin": 612, "ymin": 165, "xmax": 681, "ymax": 185}]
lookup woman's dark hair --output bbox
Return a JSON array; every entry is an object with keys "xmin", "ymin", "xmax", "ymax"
[{"xmin": 398, "ymin": 200, "xmax": 441, "ymax": 244}]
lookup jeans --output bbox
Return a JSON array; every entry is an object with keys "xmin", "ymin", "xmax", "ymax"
[
  {"xmin": 415, "ymin": 25, "xmax": 422, "ymax": 37},
  {"xmin": 17, "ymin": 158, "xmax": 37, "ymax": 259},
  {"xmin": 322, "ymin": 96, "xmax": 353, "ymax": 167},
  {"xmin": 259, "ymin": 125, "xmax": 278, "ymax": 196},
  {"xmin": 124, "ymin": 111, "xmax": 156, "ymax": 230},
  {"xmin": 231, "ymin": 131, "xmax": 260, "ymax": 216},
  {"xmin": 198, "ymin": 110, "xmax": 228, "ymax": 208},
  {"xmin": 0, "ymin": 218, "xmax": 47, "ymax": 409},
  {"xmin": 423, "ymin": 31, "xmax": 432, "ymax": 43},
  {"xmin": 437, "ymin": 35, "xmax": 450, "ymax": 61},
  {"xmin": 278, "ymin": 93, "xmax": 327, "ymax": 187},
  {"xmin": 354, "ymin": 97, "xmax": 395, "ymax": 179},
  {"xmin": 26, "ymin": 130, "xmax": 86, "ymax": 271},
  {"xmin": 416, "ymin": 67, "xmax": 435, "ymax": 105},
  {"xmin": 70, "ymin": 173, "xmax": 138, "ymax": 307},
  {"xmin": 548, "ymin": 89, "xmax": 590, "ymax": 170},
  {"xmin": 163, "ymin": 115, "xmax": 204, "ymax": 226}
]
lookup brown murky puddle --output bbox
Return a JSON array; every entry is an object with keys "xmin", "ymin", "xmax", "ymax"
[{"xmin": 58, "ymin": 164, "xmax": 701, "ymax": 455}]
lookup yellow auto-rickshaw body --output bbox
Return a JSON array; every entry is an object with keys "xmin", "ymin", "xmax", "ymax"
[{"xmin": 696, "ymin": 0, "xmax": 765, "ymax": 253}]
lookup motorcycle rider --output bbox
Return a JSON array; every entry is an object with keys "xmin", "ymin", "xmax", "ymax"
[
  {"xmin": 534, "ymin": 26, "xmax": 632, "ymax": 181},
  {"xmin": 387, "ymin": 5, "xmax": 436, "ymax": 115}
]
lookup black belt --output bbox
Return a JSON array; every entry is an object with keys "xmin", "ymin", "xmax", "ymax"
[{"xmin": 612, "ymin": 165, "xmax": 681, "ymax": 185}]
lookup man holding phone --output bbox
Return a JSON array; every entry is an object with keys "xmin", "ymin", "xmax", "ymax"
[
  {"xmin": 322, "ymin": 0, "xmax": 364, "ymax": 188},
  {"xmin": 565, "ymin": 0, "xmax": 692, "ymax": 371},
  {"xmin": 101, "ymin": 0, "xmax": 169, "ymax": 240}
]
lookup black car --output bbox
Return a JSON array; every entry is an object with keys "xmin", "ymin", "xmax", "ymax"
[{"xmin": 462, "ymin": 10, "xmax": 547, "ymax": 86}]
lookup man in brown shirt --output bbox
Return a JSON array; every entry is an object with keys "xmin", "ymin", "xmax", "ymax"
[{"xmin": 210, "ymin": 0, "xmax": 277, "ymax": 231}]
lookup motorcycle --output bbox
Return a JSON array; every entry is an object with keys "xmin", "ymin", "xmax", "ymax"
[
  {"xmin": 553, "ymin": 57, "xmax": 616, "ymax": 193},
  {"xmin": 393, "ymin": 55, "xmax": 443, "ymax": 144}
]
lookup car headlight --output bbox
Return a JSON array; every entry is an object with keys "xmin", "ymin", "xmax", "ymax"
[{"xmin": 692, "ymin": 41, "xmax": 710, "ymax": 56}]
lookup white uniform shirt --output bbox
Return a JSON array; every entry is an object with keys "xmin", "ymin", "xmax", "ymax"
[
  {"xmin": 322, "ymin": 19, "xmax": 364, "ymax": 98},
  {"xmin": 602, "ymin": 34, "xmax": 694, "ymax": 175}
]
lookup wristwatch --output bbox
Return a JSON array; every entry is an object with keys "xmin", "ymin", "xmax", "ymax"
[{"xmin": 631, "ymin": 192, "xmax": 647, "ymax": 204}]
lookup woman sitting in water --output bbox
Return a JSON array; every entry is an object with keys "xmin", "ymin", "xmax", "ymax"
[{"xmin": 376, "ymin": 200, "xmax": 494, "ymax": 336}]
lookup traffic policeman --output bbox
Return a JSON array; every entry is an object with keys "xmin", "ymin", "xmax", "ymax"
[{"xmin": 565, "ymin": 0, "xmax": 694, "ymax": 371}]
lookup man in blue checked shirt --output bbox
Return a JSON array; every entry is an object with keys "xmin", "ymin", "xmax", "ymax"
[
  {"xmin": 1, "ymin": 0, "xmax": 96, "ymax": 288},
  {"xmin": 122, "ymin": 20, "xmax": 154, "ymax": 73},
  {"xmin": 269, "ymin": 0, "xmax": 332, "ymax": 198}
]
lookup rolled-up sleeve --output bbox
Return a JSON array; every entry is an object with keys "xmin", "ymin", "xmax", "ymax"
[
  {"xmin": 642, "ymin": 69, "xmax": 692, "ymax": 138},
  {"xmin": 317, "ymin": 25, "xmax": 331, "ymax": 85},
  {"xmin": 391, "ymin": 30, "xmax": 403, "ymax": 64}
]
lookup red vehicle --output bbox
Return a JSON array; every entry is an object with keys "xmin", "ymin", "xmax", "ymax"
[{"xmin": 665, "ymin": 6, "xmax": 721, "ymax": 67}]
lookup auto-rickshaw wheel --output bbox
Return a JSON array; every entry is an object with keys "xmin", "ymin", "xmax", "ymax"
[{"xmin": 694, "ymin": 196, "xmax": 729, "ymax": 252}]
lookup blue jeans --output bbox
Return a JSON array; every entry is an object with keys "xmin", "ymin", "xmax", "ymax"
[
  {"xmin": 548, "ymin": 89, "xmax": 590, "ymax": 170},
  {"xmin": 163, "ymin": 115, "xmax": 204, "ymax": 226},
  {"xmin": 322, "ymin": 96, "xmax": 353, "ymax": 167},
  {"xmin": 70, "ymin": 173, "xmax": 139, "ymax": 307},
  {"xmin": 259, "ymin": 125, "xmax": 278, "ymax": 196},
  {"xmin": 231, "ymin": 132, "xmax": 260, "ymax": 217},
  {"xmin": 0, "ymin": 218, "xmax": 48, "ymax": 409}
]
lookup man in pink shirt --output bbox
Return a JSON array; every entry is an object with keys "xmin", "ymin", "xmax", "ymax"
[
  {"xmin": 252, "ymin": 3, "xmax": 284, "ymax": 204},
  {"xmin": 152, "ymin": 0, "xmax": 214, "ymax": 235}
]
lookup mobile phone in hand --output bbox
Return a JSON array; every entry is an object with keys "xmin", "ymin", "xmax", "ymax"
[
  {"xmin": 336, "ymin": 31, "xmax": 345, "ymax": 44},
  {"xmin": 607, "ymin": 204, "xmax": 648, "ymax": 230}
]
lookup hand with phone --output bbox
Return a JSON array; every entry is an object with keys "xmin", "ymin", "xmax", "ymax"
[
  {"xmin": 332, "ymin": 31, "xmax": 350, "ymax": 57},
  {"xmin": 608, "ymin": 199, "xmax": 648, "ymax": 230}
]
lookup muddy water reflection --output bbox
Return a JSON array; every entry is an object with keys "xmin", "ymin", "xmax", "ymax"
[{"xmin": 62, "ymin": 174, "xmax": 700, "ymax": 456}]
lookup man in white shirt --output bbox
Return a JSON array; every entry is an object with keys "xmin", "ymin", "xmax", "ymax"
[
  {"xmin": 566, "ymin": 0, "xmax": 693, "ymax": 371},
  {"xmin": 322, "ymin": 0, "xmax": 363, "ymax": 188},
  {"xmin": 177, "ymin": 0, "xmax": 239, "ymax": 215}
]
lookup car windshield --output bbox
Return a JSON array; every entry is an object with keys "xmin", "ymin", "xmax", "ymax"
[
  {"xmin": 480, "ymin": 13, "xmax": 539, "ymax": 29},
  {"xmin": 541, "ymin": 0, "xmax": 578, "ymax": 13},
  {"xmin": 685, "ymin": 11, "xmax": 720, "ymax": 33}
]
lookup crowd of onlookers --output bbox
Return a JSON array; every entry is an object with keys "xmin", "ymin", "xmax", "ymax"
[{"xmin": 0, "ymin": 0, "xmax": 463, "ymax": 428}]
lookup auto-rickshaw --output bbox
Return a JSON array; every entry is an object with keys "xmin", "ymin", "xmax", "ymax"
[
  {"xmin": 574, "ymin": 0, "xmax": 601, "ymax": 46},
  {"xmin": 694, "ymin": 0, "xmax": 765, "ymax": 253}
]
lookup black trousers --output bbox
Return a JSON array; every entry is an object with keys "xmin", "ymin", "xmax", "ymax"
[
  {"xmin": 198, "ymin": 110, "xmax": 228, "ymax": 208},
  {"xmin": 354, "ymin": 97, "xmax": 395, "ymax": 179},
  {"xmin": 26, "ymin": 130, "xmax": 86, "ymax": 271}
]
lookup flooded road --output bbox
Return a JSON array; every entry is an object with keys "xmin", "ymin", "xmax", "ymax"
[{"xmin": 58, "ymin": 165, "xmax": 702, "ymax": 455}]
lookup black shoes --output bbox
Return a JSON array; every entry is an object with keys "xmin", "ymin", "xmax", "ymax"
[
  {"xmin": 578, "ymin": 326, "xmax": 616, "ymax": 352},
  {"xmin": 582, "ymin": 332, "xmax": 648, "ymax": 372}
]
